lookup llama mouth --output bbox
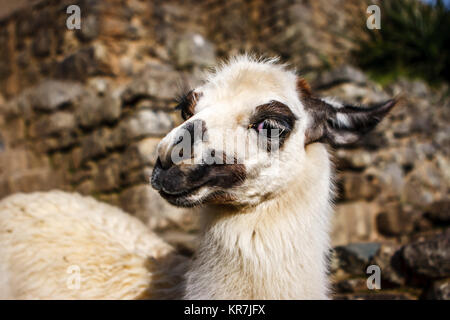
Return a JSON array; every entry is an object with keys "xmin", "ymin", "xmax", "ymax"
[
  {"xmin": 158, "ymin": 184, "xmax": 207, "ymax": 207},
  {"xmin": 151, "ymin": 157, "xmax": 246, "ymax": 207},
  {"xmin": 159, "ymin": 186, "xmax": 237, "ymax": 208}
]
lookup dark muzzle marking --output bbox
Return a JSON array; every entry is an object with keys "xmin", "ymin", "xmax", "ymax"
[{"xmin": 151, "ymin": 118, "xmax": 246, "ymax": 207}]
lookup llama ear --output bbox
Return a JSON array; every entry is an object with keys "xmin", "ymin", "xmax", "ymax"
[
  {"xmin": 297, "ymin": 78, "xmax": 312, "ymax": 96},
  {"xmin": 304, "ymin": 98, "xmax": 397, "ymax": 146}
]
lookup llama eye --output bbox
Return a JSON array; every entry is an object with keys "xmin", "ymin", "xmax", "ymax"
[
  {"xmin": 253, "ymin": 119, "xmax": 285, "ymax": 138},
  {"xmin": 256, "ymin": 121, "xmax": 265, "ymax": 132}
]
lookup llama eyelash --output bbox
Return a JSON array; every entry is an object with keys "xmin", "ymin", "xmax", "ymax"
[
  {"xmin": 175, "ymin": 90, "xmax": 200, "ymax": 120},
  {"xmin": 174, "ymin": 89, "xmax": 193, "ymax": 111}
]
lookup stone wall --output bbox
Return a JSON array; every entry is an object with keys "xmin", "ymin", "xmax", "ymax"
[
  {"xmin": 313, "ymin": 68, "xmax": 450, "ymax": 299},
  {"xmin": 0, "ymin": 0, "xmax": 449, "ymax": 299},
  {"xmin": 0, "ymin": 0, "xmax": 366, "ymax": 98},
  {"xmin": 0, "ymin": 63, "xmax": 202, "ymax": 250}
]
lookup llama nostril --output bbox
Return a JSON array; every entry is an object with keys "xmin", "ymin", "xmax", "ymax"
[
  {"xmin": 151, "ymin": 158, "xmax": 166, "ymax": 191},
  {"xmin": 158, "ymin": 154, "xmax": 173, "ymax": 170}
]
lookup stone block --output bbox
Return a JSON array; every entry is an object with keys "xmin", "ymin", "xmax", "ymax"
[
  {"xmin": 338, "ymin": 172, "xmax": 380, "ymax": 201},
  {"xmin": 425, "ymin": 278, "xmax": 450, "ymax": 300},
  {"xmin": 173, "ymin": 33, "xmax": 216, "ymax": 68},
  {"xmin": 76, "ymin": 90, "xmax": 122, "ymax": 128},
  {"xmin": 121, "ymin": 64, "xmax": 181, "ymax": 103},
  {"xmin": 370, "ymin": 243, "xmax": 406, "ymax": 286},
  {"xmin": 402, "ymin": 233, "xmax": 450, "ymax": 279},
  {"xmin": 333, "ymin": 242, "xmax": 381, "ymax": 276},
  {"xmin": 122, "ymin": 109, "xmax": 173, "ymax": 139},
  {"xmin": 31, "ymin": 111, "xmax": 76, "ymax": 137},
  {"xmin": 56, "ymin": 44, "xmax": 111, "ymax": 81},
  {"xmin": 331, "ymin": 201, "xmax": 379, "ymax": 246},
  {"xmin": 80, "ymin": 128, "xmax": 112, "ymax": 162},
  {"xmin": 30, "ymin": 80, "xmax": 85, "ymax": 112},
  {"xmin": 121, "ymin": 137, "xmax": 160, "ymax": 171},
  {"xmin": 376, "ymin": 202, "xmax": 416, "ymax": 236},
  {"xmin": 93, "ymin": 154, "xmax": 121, "ymax": 192},
  {"xmin": 425, "ymin": 200, "xmax": 450, "ymax": 224}
]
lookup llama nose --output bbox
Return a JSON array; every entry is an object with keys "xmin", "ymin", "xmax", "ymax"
[
  {"xmin": 158, "ymin": 151, "xmax": 174, "ymax": 171},
  {"xmin": 150, "ymin": 157, "xmax": 164, "ymax": 191},
  {"xmin": 157, "ymin": 134, "xmax": 185, "ymax": 170},
  {"xmin": 152, "ymin": 157, "xmax": 188, "ymax": 194},
  {"xmin": 157, "ymin": 119, "xmax": 206, "ymax": 169}
]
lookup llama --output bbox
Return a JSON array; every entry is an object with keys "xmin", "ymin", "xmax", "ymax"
[
  {"xmin": 0, "ymin": 55, "xmax": 396, "ymax": 299},
  {"xmin": 151, "ymin": 56, "xmax": 396, "ymax": 299},
  {"xmin": 0, "ymin": 191, "xmax": 187, "ymax": 299}
]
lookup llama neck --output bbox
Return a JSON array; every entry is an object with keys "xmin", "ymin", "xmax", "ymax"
[{"xmin": 184, "ymin": 144, "xmax": 333, "ymax": 299}]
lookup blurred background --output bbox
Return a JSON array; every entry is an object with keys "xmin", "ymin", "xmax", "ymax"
[{"xmin": 0, "ymin": 0, "xmax": 448, "ymax": 299}]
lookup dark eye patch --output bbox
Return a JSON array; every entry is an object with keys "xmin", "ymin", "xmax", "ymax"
[
  {"xmin": 249, "ymin": 100, "xmax": 297, "ymax": 151},
  {"xmin": 175, "ymin": 90, "xmax": 201, "ymax": 120}
]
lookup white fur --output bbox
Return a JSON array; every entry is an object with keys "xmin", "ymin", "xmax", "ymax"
[
  {"xmin": 336, "ymin": 113, "xmax": 351, "ymax": 127},
  {"xmin": 0, "ymin": 191, "xmax": 184, "ymax": 299},
  {"xmin": 322, "ymin": 97, "xmax": 344, "ymax": 109}
]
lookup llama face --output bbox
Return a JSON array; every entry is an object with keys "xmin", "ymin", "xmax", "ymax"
[{"xmin": 151, "ymin": 56, "xmax": 396, "ymax": 207}]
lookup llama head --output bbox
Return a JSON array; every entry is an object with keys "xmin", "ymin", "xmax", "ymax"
[{"xmin": 151, "ymin": 56, "xmax": 396, "ymax": 207}]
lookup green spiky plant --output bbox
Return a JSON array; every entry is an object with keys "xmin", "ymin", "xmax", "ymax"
[{"xmin": 354, "ymin": 0, "xmax": 450, "ymax": 85}]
